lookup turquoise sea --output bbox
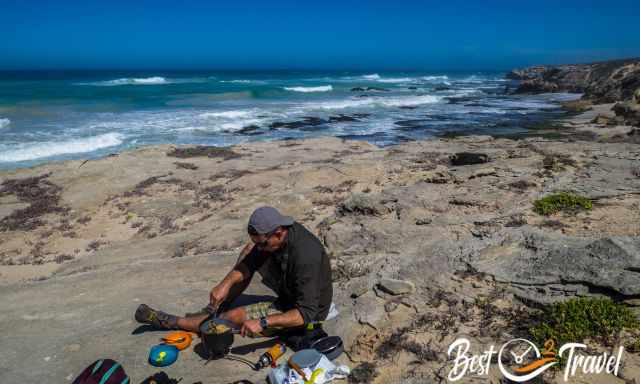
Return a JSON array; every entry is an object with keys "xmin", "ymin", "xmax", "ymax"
[{"xmin": 0, "ymin": 70, "xmax": 579, "ymax": 169}]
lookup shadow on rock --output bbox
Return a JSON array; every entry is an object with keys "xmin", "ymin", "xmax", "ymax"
[{"xmin": 131, "ymin": 324, "xmax": 162, "ymax": 335}]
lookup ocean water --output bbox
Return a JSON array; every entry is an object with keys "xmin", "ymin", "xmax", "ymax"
[{"xmin": 0, "ymin": 70, "xmax": 579, "ymax": 169}]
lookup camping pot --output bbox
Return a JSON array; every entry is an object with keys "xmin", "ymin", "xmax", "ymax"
[{"xmin": 199, "ymin": 317, "xmax": 238, "ymax": 358}]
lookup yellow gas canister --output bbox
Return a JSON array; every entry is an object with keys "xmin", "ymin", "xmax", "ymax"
[{"xmin": 255, "ymin": 342, "xmax": 287, "ymax": 369}]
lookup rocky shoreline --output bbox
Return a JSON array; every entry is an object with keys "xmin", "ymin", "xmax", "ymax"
[
  {"xmin": 1, "ymin": 65, "xmax": 640, "ymax": 382},
  {"xmin": 509, "ymin": 58, "xmax": 640, "ymax": 129}
]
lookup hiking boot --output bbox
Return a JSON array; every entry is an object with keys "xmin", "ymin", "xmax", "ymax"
[{"xmin": 135, "ymin": 304, "xmax": 179, "ymax": 330}]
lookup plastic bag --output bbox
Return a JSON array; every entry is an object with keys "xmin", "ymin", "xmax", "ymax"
[{"xmin": 268, "ymin": 355, "xmax": 350, "ymax": 384}]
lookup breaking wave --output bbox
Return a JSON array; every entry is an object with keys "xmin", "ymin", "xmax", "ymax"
[
  {"xmin": 0, "ymin": 118, "xmax": 10, "ymax": 129},
  {"xmin": 0, "ymin": 133, "xmax": 124, "ymax": 162},
  {"xmin": 284, "ymin": 85, "xmax": 333, "ymax": 93},
  {"xmin": 81, "ymin": 77, "xmax": 170, "ymax": 86},
  {"xmin": 376, "ymin": 78, "xmax": 413, "ymax": 83},
  {"xmin": 421, "ymin": 75, "xmax": 450, "ymax": 81},
  {"xmin": 219, "ymin": 79, "xmax": 266, "ymax": 84},
  {"xmin": 305, "ymin": 95, "xmax": 441, "ymax": 110},
  {"xmin": 199, "ymin": 110, "xmax": 256, "ymax": 119}
]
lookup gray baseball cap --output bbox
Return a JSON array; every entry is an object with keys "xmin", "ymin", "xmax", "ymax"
[{"xmin": 247, "ymin": 206, "xmax": 294, "ymax": 234}]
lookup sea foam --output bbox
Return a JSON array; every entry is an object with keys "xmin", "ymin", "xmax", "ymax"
[
  {"xmin": 376, "ymin": 78, "xmax": 413, "ymax": 83},
  {"xmin": 421, "ymin": 75, "xmax": 449, "ymax": 81},
  {"xmin": 0, "ymin": 118, "xmax": 10, "ymax": 129},
  {"xmin": 199, "ymin": 110, "xmax": 256, "ymax": 119},
  {"xmin": 82, "ymin": 77, "xmax": 171, "ymax": 86},
  {"xmin": 284, "ymin": 85, "xmax": 333, "ymax": 93},
  {"xmin": 306, "ymin": 95, "xmax": 440, "ymax": 110},
  {"xmin": 197, "ymin": 109, "xmax": 271, "ymax": 132},
  {"xmin": 219, "ymin": 79, "xmax": 267, "ymax": 84},
  {"xmin": 0, "ymin": 133, "xmax": 124, "ymax": 162}
]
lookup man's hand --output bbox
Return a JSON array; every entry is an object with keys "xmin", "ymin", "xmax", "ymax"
[
  {"xmin": 209, "ymin": 283, "xmax": 230, "ymax": 311},
  {"xmin": 240, "ymin": 319, "xmax": 263, "ymax": 337}
]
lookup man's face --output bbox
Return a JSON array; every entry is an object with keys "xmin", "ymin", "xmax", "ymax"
[{"xmin": 250, "ymin": 228, "xmax": 286, "ymax": 253}]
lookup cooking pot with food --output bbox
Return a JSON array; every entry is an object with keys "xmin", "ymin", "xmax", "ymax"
[{"xmin": 199, "ymin": 317, "xmax": 238, "ymax": 358}]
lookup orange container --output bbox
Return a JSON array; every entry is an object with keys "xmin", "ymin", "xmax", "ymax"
[{"xmin": 161, "ymin": 331, "xmax": 193, "ymax": 351}]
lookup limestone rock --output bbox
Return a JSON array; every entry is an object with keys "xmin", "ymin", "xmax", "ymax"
[
  {"xmin": 354, "ymin": 292, "xmax": 387, "ymax": 328},
  {"xmin": 468, "ymin": 167, "xmax": 498, "ymax": 179},
  {"xmin": 378, "ymin": 278, "xmax": 416, "ymax": 295},
  {"xmin": 470, "ymin": 228, "xmax": 640, "ymax": 304},
  {"xmin": 513, "ymin": 79, "xmax": 559, "ymax": 94},
  {"xmin": 508, "ymin": 58, "xmax": 640, "ymax": 102},
  {"xmin": 422, "ymin": 165, "xmax": 456, "ymax": 184},
  {"xmin": 349, "ymin": 279, "xmax": 371, "ymax": 298},
  {"xmin": 591, "ymin": 114, "xmax": 617, "ymax": 126},
  {"xmin": 337, "ymin": 193, "xmax": 391, "ymax": 217},
  {"xmin": 560, "ymin": 99, "xmax": 593, "ymax": 113},
  {"xmin": 613, "ymin": 99, "xmax": 640, "ymax": 127}
]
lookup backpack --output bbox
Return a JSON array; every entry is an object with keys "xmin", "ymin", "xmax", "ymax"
[{"xmin": 72, "ymin": 359, "xmax": 129, "ymax": 384}]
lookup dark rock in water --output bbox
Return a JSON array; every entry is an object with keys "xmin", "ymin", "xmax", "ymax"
[
  {"xmin": 508, "ymin": 58, "xmax": 640, "ymax": 102},
  {"xmin": 398, "ymin": 106, "xmax": 418, "ymax": 110},
  {"xmin": 269, "ymin": 121, "xmax": 286, "ymax": 129},
  {"xmin": 434, "ymin": 86, "xmax": 451, "ymax": 91},
  {"xmin": 450, "ymin": 152, "xmax": 490, "ymax": 166},
  {"xmin": 329, "ymin": 114, "xmax": 360, "ymax": 123},
  {"xmin": 445, "ymin": 96, "xmax": 475, "ymax": 104},
  {"xmin": 269, "ymin": 117, "xmax": 327, "ymax": 130},
  {"xmin": 302, "ymin": 116, "xmax": 325, "ymax": 124},
  {"xmin": 394, "ymin": 119, "xmax": 428, "ymax": 128},
  {"xmin": 407, "ymin": 86, "xmax": 418, "ymax": 90},
  {"xmin": 237, "ymin": 125, "xmax": 261, "ymax": 134},
  {"xmin": 350, "ymin": 86, "xmax": 389, "ymax": 92}
]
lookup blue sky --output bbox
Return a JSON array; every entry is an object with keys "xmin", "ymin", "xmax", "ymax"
[{"xmin": 1, "ymin": 0, "xmax": 639, "ymax": 70}]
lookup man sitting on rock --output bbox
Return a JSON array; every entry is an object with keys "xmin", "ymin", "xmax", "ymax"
[{"xmin": 135, "ymin": 206, "xmax": 333, "ymax": 341}]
